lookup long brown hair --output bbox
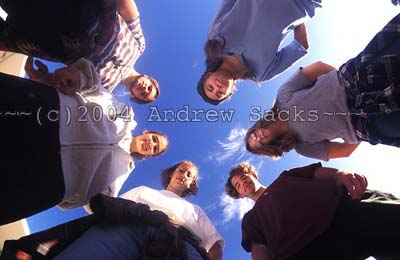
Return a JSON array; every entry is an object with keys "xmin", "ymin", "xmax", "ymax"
[
  {"xmin": 161, "ymin": 161, "xmax": 198, "ymax": 198},
  {"xmin": 204, "ymin": 39, "xmax": 226, "ymax": 72},
  {"xmin": 197, "ymin": 39, "xmax": 229, "ymax": 105},
  {"xmin": 245, "ymin": 105, "xmax": 299, "ymax": 159}
]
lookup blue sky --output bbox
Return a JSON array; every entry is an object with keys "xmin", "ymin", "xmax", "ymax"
[{"xmin": 26, "ymin": 1, "xmax": 400, "ymax": 259}]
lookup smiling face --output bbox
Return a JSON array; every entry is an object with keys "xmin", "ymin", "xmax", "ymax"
[
  {"xmin": 231, "ymin": 173, "xmax": 257, "ymax": 198},
  {"xmin": 203, "ymin": 70, "xmax": 235, "ymax": 101},
  {"xmin": 130, "ymin": 75, "xmax": 158, "ymax": 102},
  {"xmin": 133, "ymin": 132, "xmax": 168, "ymax": 157},
  {"xmin": 247, "ymin": 127, "xmax": 273, "ymax": 150},
  {"xmin": 168, "ymin": 163, "xmax": 198, "ymax": 192}
]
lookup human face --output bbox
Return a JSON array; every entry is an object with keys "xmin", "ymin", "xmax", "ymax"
[
  {"xmin": 130, "ymin": 75, "xmax": 158, "ymax": 102},
  {"xmin": 134, "ymin": 132, "xmax": 167, "ymax": 156},
  {"xmin": 247, "ymin": 127, "xmax": 272, "ymax": 150},
  {"xmin": 168, "ymin": 164, "xmax": 198, "ymax": 192},
  {"xmin": 203, "ymin": 71, "xmax": 235, "ymax": 101},
  {"xmin": 231, "ymin": 173, "xmax": 256, "ymax": 198}
]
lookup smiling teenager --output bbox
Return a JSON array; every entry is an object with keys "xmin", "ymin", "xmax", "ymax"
[
  {"xmin": 0, "ymin": 58, "xmax": 168, "ymax": 226},
  {"xmin": 245, "ymin": 13, "xmax": 400, "ymax": 161},
  {"xmin": 0, "ymin": 0, "xmax": 160, "ymax": 103},
  {"xmin": 124, "ymin": 74, "xmax": 160, "ymax": 104},
  {"xmin": 197, "ymin": 0, "xmax": 322, "ymax": 105},
  {"xmin": 50, "ymin": 161, "xmax": 225, "ymax": 260},
  {"xmin": 226, "ymin": 162, "xmax": 400, "ymax": 260}
]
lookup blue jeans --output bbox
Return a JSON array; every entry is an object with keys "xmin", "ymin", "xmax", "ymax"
[{"xmin": 54, "ymin": 224, "xmax": 204, "ymax": 260}]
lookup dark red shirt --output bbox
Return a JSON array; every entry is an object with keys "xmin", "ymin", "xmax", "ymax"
[{"xmin": 241, "ymin": 163, "xmax": 342, "ymax": 260}]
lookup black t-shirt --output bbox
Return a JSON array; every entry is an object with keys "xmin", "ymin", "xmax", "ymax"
[{"xmin": 242, "ymin": 163, "xmax": 342, "ymax": 260}]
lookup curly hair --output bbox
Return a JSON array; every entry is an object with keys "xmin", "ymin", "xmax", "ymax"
[
  {"xmin": 161, "ymin": 161, "xmax": 198, "ymax": 198},
  {"xmin": 225, "ymin": 162, "xmax": 257, "ymax": 199}
]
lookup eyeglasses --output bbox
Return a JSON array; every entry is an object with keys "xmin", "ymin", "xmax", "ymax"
[
  {"xmin": 249, "ymin": 131, "xmax": 261, "ymax": 148},
  {"xmin": 177, "ymin": 167, "xmax": 196, "ymax": 180},
  {"xmin": 151, "ymin": 134, "xmax": 160, "ymax": 154}
]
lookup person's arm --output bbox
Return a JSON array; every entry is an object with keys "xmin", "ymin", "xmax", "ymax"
[
  {"xmin": 300, "ymin": 61, "xmax": 336, "ymax": 82},
  {"xmin": 261, "ymin": 26, "xmax": 312, "ymax": 81},
  {"xmin": 294, "ymin": 23, "xmax": 309, "ymax": 50},
  {"xmin": 117, "ymin": 0, "xmax": 139, "ymax": 21},
  {"xmin": 261, "ymin": 41, "xmax": 307, "ymax": 81},
  {"xmin": 314, "ymin": 167, "xmax": 368, "ymax": 199},
  {"xmin": 25, "ymin": 57, "xmax": 80, "ymax": 95},
  {"xmin": 251, "ymin": 243, "xmax": 270, "ymax": 260},
  {"xmin": 327, "ymin": 141, "xmax": 361, "ymax": 159},
  {"xmin": 207, "ymin": 241, "xmax": 223, "ymax": 260}
]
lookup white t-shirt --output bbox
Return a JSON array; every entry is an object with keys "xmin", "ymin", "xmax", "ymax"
[
  {"xmin": 121, "ymin": 186, "xmax": 224, "ymax": 252},
  {"xmin": 57, "ymin": 58, "xmax": 137, "ymax": 209}
]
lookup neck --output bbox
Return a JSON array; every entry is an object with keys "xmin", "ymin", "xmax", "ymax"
[
  {"xmin": 166, "ymin": 186, "xmax": 183, "ymax": 197},
  {"xmin": 250, "ymin": 186, "xmax": 267, "ymax": 201},
  {"xmin": 220, "ymin": 56, "xmax": 249, "ymax": 80},
  {"xmin": 268, "ymin": 118, "xmax": 289, "ymax": 136},
  {"xmin": 122, "ymin": 69, "xmax": 139, "ymax": 89},
  {"xmin": 130, "ymin": 136, "xmax": 138, "ymax": 154}
]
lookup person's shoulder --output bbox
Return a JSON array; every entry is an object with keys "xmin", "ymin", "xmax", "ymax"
[
  {"xmin": 123, "ymin": 185, "xmax": 153, "ymax": 195},
  {"xmin": 241, "ymin": 208, "xmax": 256, "ymax": 227}
]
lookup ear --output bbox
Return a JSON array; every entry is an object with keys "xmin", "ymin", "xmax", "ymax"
[{"xmin": 250, "ymin": 172, "xmax": 259, "ymax": 180}]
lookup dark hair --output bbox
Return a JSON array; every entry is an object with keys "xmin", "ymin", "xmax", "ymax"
[
  {"xmin": 225, "ymin": 162, "xmax": 257, "ymax": 199},
  {"xmin": 130, "ymin": 75, "xmax": 160, "ymax": 104},
  {"xmin": 245, "ymin": 108, "xmax": 299, "ymax": 159},
  {"xmin": 197, "ymin": 39, "xmax": 233, "ymax": 105},
  {"xmin": 204, "ymin": 39, "xmax": 226, "ymax": 72},
  {"xmin": 131, "ymin": 130, "xmax": 169, "ymax": 160},
  {"xmin": 161, "ymin": 161, "xmax": 198, "ymax": 198},
  {"xmin": 196, "ymin": 72, "xmax": 234, "ymax": 105}
]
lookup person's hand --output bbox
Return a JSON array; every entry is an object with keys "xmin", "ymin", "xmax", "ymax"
[
  {"xmin": 336, "ymin": 171, "xmax": 368, "ymax": 199},
  {"xmin": 25, "ymin": 57, "xmax": 80, "ymax": 95},
  {"xmin": 53, "ymin": 67, "xmax": 80, "ymax": 94},
  {"xmin": 24, "ymin": 56, "xmax": 54, "ymax": 85}
]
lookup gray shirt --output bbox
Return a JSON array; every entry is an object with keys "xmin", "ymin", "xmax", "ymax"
[
  {"xmin": 208, "ymin": 0, "xmax": 321, "ymax": 81},
  {"xmin": 277, "ymin": 68, "xmax": 358, "ymax": 161}
]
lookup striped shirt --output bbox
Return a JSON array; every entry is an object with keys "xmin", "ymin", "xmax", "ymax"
[{"xmin": 95, "ymin": 16, "xmax": 146, "ymax": 92}]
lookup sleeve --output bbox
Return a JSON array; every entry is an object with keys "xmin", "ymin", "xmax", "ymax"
[
  {"xmin": 102, "ymin": 172, "xmax": 131, "ymax": 198},
  {"xmin": 192, "ymin": 207, "xmax": 224, "ymax": 252},
  {"xmin": 120, "ymin": 186, "xmax": 144, "ymax": 202},
  {"xmin": 208, "ymin": 0, "xmax": 237, "ymax": 33},
  {"xmin": 276, "ymin": 67, "xmax": 314, "ymax": 104},
  {"xmin": 294, "ymin": 141, "xmax": 330, "ymax": 161},
  {"xmin": 126, "ymin": 17, "xmax": 146, "ymax": 54},
  {"xmin": 280, "ymin": 162, "xmax": 323, "ymax": 179},
  {"xmin": 241, "ymin": 213, "xmax": 266, "ymax": 252},
  {"xmin": 260, "ymin": 39, "xmax": 308, "ymax": 81},
  {"xmin": 69, "ymin": 58, "xmax": 101, "ymax": 94}
]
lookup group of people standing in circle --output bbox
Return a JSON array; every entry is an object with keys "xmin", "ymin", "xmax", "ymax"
[{"xmin": 0, "ymin": 0, "xmax": 400, "ymax": 259}]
